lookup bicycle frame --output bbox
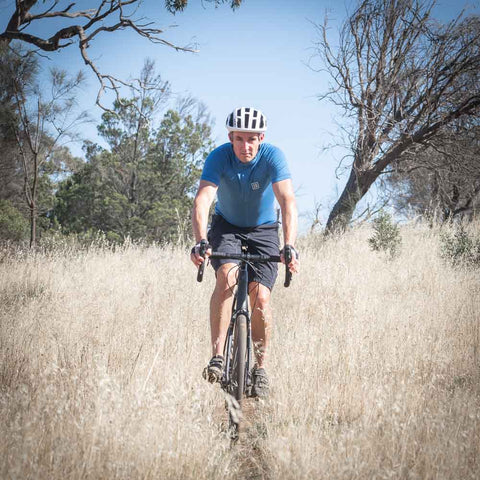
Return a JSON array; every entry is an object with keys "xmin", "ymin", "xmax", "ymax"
[{"xmin": 222, "ymin": 259, "xmax": 252, "ymax": 394}]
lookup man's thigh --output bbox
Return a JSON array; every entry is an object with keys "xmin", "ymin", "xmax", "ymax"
[
  {"xmin": 207, "ymin": 215, "xmax": 280, "ymax": 289},
  {"xmin": 207, "ymin": 216, "xmax": 242, "ymax": 271},
  {"xmin": 246, "ymin": 225, "xmax": 280, "ymax": 291}
]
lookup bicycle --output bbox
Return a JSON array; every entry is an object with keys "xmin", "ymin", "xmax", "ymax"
[{"xmin": 196, "ymin": 239, "xmax": 293, "ymax": 440}]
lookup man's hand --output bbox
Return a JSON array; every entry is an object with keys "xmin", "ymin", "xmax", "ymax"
[
  {"xmin": 280, "ymin": 245, "xmax": 299, "ymax": 274},
  {"xmin": 190, "ymin": 239, "xmax": 211, "ymax": 267}
]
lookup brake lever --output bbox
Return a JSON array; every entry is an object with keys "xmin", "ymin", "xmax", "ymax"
[
  {"xmin": 196, "ymin": 239, "xmax": 208, "ymax": 283},
  {"xmin": 284, "ymin": 245, "xmax": 292, "ymax": 288}
]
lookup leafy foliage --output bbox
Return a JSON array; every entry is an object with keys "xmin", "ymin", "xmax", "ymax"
[
  {"xmin": 0, "ymin": 56, "xmax": 213, "ymax": 246},
  {"xmin": 440, "ymin": 226, "xmax": 480, "ymax": 268},
  {"xmin": 165, "ymin": 0, "xmax": 241, "ymax": 13},
  {"xmin": 0, "ymin": 200, "xmax": 29, "ymax": 242},
  {"xmin": 368, "ymin": 211, "xmax": 402, "ymax": 259},
  {"xmin": 0, "ymin": 45, "xmax": 37, "ymax": 209},
  {"xmin": 53, "ymin": 66, "xmax": 214, "ymax": 244}
]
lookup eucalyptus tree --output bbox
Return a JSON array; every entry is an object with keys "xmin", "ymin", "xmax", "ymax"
[
  {"xmin": 315, "ymin": 0, "xmax": 480, "ymax": 232},
  {"xmin": 0, "ymin": 45, "xmax": 86, "ymax": 247},
  {"xmin": 10, "ymin": 70, "xmax": 87, "ymax": 247}
]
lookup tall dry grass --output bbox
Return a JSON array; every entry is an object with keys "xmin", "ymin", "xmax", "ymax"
[{"xmin": 1, "ymin": 224, "xmax": 479, "ymax": 479}]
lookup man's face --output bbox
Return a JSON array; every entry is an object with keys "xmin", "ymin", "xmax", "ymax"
[{"xmin": 229, "ymin": 131, "xmax": 265, "ymax": 163}]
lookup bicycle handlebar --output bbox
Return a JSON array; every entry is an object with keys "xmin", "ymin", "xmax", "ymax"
[
  {"xmin": 283, "ymin": 245, "xmax": 293, "ymax": 288},
  {"xmin": 208, "ymin": 252, "xmax": 281, "ymax": 262},
  {"xmin": 196, "ymin": 241, "xmax": 293, "ymax": 287}
]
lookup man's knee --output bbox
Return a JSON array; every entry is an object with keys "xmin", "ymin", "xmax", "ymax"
[
  {"xmin": 250, "ymin": 283, "xmax": 271, "ymax": 311},
  {"xmin": 214, "ymin": 263, "xmax": 237, "ymax": 295}
]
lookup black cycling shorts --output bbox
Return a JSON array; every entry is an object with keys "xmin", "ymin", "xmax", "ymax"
[{"xmin": 207, "ymin": 214, "xmax": 280, "ymax": 291}]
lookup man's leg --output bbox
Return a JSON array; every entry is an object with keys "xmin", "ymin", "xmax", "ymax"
[
  {"xmin": 248, "ymin": 282, "xmax": 272, "ymax": 398},
  {"xmin": 210, "ymin": 263, "xmax": 237, "ymax": 356},
  {"xmin": 249, "ymin": 282, "xmax": 272, "ymax": 368}
]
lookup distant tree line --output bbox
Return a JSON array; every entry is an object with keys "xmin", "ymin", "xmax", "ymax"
[
  {"xmin": 0, "ymin": 48, "xmax": 214, "ymax": 247},
  {"xmin": 1, "ymin": 0, "xmax": 237, "ymax": 247},
  {"xmin": 2, "ymin": 0, "xmax": 479, "ymax": 246}
]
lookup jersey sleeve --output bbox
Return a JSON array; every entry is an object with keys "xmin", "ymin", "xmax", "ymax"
[
  {"xmin": 200, "ymin": 148, "xmax": 223, "ymax": 186},
  {"xmin": 270, "ymin": 147, "xmax": 291, "ymax": 183}
]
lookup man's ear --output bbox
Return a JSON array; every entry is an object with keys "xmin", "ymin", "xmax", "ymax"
[
  {"xmin": 259, "ymin": 133, "xmax": 265, "ymax": 142},
  {"xmin": 228, "ymin": 132, "xmax": 233, "ymax": 142}
]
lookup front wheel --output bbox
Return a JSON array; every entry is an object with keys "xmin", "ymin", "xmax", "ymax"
[{"xmin": 228, "ymin": 314, "xmax": 248, "ymax": 438}]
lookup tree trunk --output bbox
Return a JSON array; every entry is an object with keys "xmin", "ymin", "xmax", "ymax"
[
  {"xmin": 29, "ymin": 149, "xmax": 39, "ymax": 249},
  {"xmin": 29, "ymin": 202, "xmax": 36, "ymax": 249},
  {"xmin": 325, "ymin": 167, "xmax": 380, "ymax": 233}
]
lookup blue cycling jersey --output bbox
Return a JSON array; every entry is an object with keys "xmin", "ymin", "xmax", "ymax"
[{"xmin": 201, "ymin": 142, "xmax": 291, "ymax": 227}]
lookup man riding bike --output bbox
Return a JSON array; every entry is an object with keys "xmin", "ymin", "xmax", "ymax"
[{"xmin": 190, "ymin": 107, "xmax": 299, "ymax": 398}]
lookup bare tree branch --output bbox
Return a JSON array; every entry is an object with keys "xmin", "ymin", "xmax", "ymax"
[
  {"xmin": 314, "ymin": 0, "xmax": 480, "ymax": 233},
  {"xmin": 0, "ymin": 1, "xmax": 222, "ymax": 110},
  {"xmin": 386, "ymin": 118, "xmax": 480, "ymax": 221},
  {"xmin": 349, "ymin": 196, "xmax": 390, "ymax": 226}
]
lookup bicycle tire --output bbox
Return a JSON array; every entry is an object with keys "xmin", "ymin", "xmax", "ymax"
[{"xmin": 228, "ymin": 313, "xmax": 248, "ymax": 437}]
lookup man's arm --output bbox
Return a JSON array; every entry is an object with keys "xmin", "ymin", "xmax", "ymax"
[
  {"xmin": 191, "ymin": 180, "xmax": 217, "ymax": 265},
  {"xmin": 273, "ymin": 179, "xmax": 298, "ymax": 246},
  {"xmin": 273, "ymin": 179, "xmax": 299, "ymax": 272}
]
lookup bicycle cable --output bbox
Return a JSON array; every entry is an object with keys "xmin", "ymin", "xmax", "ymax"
[
  {"xmin": 225, "ymin": 259, "xmax": 261, "ymax": 296},
  {"xmin": 226, "ymin": 264, "xmax": 239, "ymax": 295}
]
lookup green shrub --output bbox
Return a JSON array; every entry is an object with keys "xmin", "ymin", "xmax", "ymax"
[
  {"xmin": 368, "ymin": 210, "xmax": 402, "ymax": 259},
  {"xmin": 440, "ymin": 225, "xmax": 480, "ymax": 268},
  {"xmin": 0, "ymin": 200, "xmax": 29, "ymax": 242}
]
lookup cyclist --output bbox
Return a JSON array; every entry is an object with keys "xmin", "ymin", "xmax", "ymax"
[{"xmin": 190, "ymin": 107, "xmax": 299, "ymax": 398}]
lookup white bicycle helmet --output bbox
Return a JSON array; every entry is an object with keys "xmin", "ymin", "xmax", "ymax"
[{"xmin": 225, "ymin": 107, "xmax": 267, "ymax": 133}]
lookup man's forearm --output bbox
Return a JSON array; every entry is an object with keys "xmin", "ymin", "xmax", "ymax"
[
  {"xmin": 192, "ymin": 193, "xmax": 212, "ymax": 243},
  {"xmin": 281, "ymin": 200, "xmax": 298, "ymax": 246},
  {"xmin": 191, "ymin": 181, "xmax": 217, "ymax": 244},
  {"xmin": 192, "ymin": 205, "xmax": 208, "ymax": 243}
]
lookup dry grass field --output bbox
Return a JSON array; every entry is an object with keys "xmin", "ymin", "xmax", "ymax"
[{"xmin": 1, "ymin": 223, "xmax": 479, "ymax": 479}]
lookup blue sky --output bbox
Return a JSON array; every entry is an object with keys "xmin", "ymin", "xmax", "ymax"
[{"xmin": 2, "ymin": 0, "xmax": 478, "ymax": 231}]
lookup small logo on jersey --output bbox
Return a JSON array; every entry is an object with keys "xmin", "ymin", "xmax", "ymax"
[{"xmin": 251, "ymin": 182, "xmax": 260, "ymax": 190}]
